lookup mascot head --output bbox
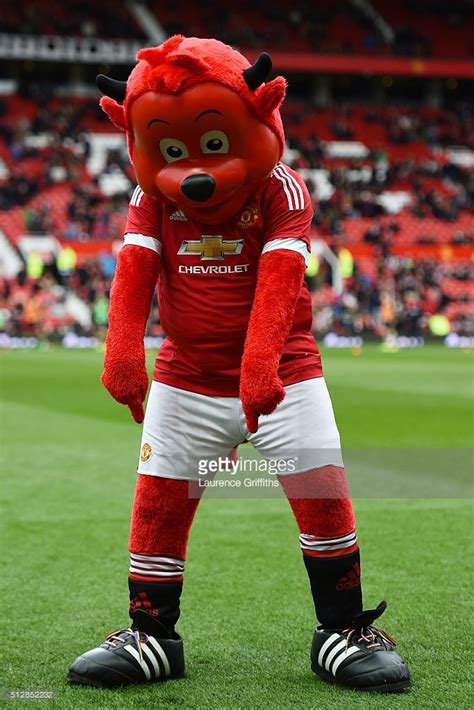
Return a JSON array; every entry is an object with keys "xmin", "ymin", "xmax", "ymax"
[{"xmin": 97, "ymin": 35, "xmax": 286, "ymax": 224}]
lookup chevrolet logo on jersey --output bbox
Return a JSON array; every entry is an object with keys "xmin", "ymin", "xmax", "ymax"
[{"xmin": 178, "ymin": 236, "xmax": 244, "ymax": 261}]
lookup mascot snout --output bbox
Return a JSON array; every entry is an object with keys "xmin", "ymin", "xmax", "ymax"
[{"xmin": 156, "ymin": 158, "xmax": 248, "ymax": 222}]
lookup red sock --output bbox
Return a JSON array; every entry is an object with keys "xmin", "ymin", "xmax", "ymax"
[
  {"xmin": 279, "ymin": 466, "xmax": 363, "ymax": 628},
  {"xmin": 128, "ymin": 474, "xmax": 203, "ymax": 629}
]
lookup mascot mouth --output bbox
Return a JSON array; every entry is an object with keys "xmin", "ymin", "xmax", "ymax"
[
  {"xmin": 191, "ymin": 200, "xmax": 224, "ymax": 213},
  {"xmin": 155, "ymin": 157, "xmax": 248, "ymax": 218},
  {"xmin": 184, "ymin": 198, "xmax": 229, "ymax": 219},
  {"xmin": 176, "ymin": 180, "xmax": 247, "ymax": 220}
]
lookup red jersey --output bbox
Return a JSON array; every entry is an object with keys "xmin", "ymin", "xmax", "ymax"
[{"xmin": 124, "ymin": 162, "xmax": 322, "ymax": 396}]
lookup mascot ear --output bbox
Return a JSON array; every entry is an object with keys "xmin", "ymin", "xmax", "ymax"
[
  {"xmin": 243, "ymin": 52, "xmax": 272, "ymax": 90},
  {"xmin": 256, "ymin": 76, "xmax": 287, "ymax": 115},
  {"xmin": 99, "ymin": 96, "xmax": 127, "ymax": 131}
]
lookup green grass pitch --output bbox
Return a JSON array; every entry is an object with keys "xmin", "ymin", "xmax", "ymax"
[{"xmin": 1, "ymin": 345, "xmax": 473, "ymax": 709}]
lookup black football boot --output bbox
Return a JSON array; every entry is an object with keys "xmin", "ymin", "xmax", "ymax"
[
  {"xmin": 68, "ymin": 609, "xmax": 185, "ymax": 688},
  {"xmin": 311, "ymin": 601, "xmax": 410, "ymax": 693}
]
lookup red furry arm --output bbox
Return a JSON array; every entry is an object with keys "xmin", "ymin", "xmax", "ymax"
[
  {"xmin": 240, "ymin": 249, "xmax": 305, "ymax": 433},
  {"xmin": 102, "ymin": 245, "xmax": 161, "ymax": 422}
]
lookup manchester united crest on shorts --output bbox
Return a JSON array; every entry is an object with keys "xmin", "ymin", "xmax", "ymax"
[{"xmin": 140, "ymin": 442, "xmax": 152, "ymax": 462}]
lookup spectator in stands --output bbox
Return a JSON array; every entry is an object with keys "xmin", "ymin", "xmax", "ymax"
[{"xmin": 1, "ymin": 89, "xmax": 472, "ymax": 341}]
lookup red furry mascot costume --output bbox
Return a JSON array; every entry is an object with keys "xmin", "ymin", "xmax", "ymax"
[{"xmin": 68, "ymin": 36, "xmax": 409, "ymax": 693}]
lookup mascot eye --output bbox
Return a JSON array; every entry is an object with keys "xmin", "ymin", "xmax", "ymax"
[
  {"xmin": 159, "ymin": 138, "xmax": 189, "ymax": 163},
  {"xmin": 200, "ymin": 130, "xmax": 229, "ymax": 155}
]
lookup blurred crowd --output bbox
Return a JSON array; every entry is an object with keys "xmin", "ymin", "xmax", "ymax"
[
  {"xmin": 0, "ymin": 94, "xmax": 131, "ymax": 240},
  {"xmin": 1, "ymin": 94, "xmax": 472, "ymax": 343},
  {"xmin": 62, "ymin": 186, "xmax": 129, "ymax": 242},
  {"xmin": 2, "ymin": 0, "xmax": 144, "ymax": 39},
  {"xmin": 157, "ymin": 0, "xmax": 472, "ymax": 57},
  {"xmin": 1, "ymin": 2, "xmax": 472, "ymax": 345},
  {"xmin": 284, "ymin": 103, "xmax": 474, "ymax": 152},
  {"xmin": 284, "ymin": 105, "xmax": 473, "ymax": 240},
  {"xmin": 309, "ymin": 257, "xmax": 472, "ymax": 338},
  {"xmin": 1, "ymin": 251, "xmax": 471, "ymax": 343},
  {"xmin": 0, "ymin": 255, "xmax": 113, "ymax": 342},
  {"xmin": 2, "ymin": 98, "xmax": 472, "ymax": 245},
  {"xmin": 2, "ymin": 0, "xmax": 472, "ymax": 58},
  {"xmin": 160, "ymin": 0, "xmax": 368, "ymax": 54},
  {"xmin": 0, "ymin": 95, "xmax": 96, "ymax": 214}
]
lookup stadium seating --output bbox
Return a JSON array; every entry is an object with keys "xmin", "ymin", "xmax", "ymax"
[
  {"xmin": 1, "ymin": 89, "xmax": 471, "ymax": 338},
  {"xmin": 371, "ymin": 0, "xmax": 474, "ymax": 58},
  {"xmin": 1, "ymin": 0, "xmax": 472, "ymax": 340},
  {"xmin": 152, "ymin": 0, "xmax": 473, "ymax": 58},
  {"xmin": 1, "ymin": 0, "xmax": 144, "ymax": 39},
  {"xmin": 4, "ymin": 0, "xmax": 472, "ymax": 59}
]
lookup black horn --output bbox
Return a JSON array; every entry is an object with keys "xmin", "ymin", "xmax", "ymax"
[
  {"xmin": 243, "ymin": 52, "xmax": 272, "ymax": 90},
  {"xmin": 96, "ymin": 74, "xmax": 127, "ymax": 103}
]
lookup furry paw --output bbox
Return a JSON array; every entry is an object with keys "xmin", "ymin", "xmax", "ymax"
[
  {"xmin": 101, "ymin": 359, "xmax": 148, "ymax": 423},
  {"xmin": 240, "ymin": 367, "xmax": 285, "ymax": 433}
]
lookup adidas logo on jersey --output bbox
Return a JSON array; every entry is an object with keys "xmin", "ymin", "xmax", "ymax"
[{"xmin": 170, "ymin": 209, "xmax": 187, "ymax": 221}]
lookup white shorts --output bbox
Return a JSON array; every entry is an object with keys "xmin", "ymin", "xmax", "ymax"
[{"xmin": 137, "ymin": 377, "xmax": 343, "ymax": 481}]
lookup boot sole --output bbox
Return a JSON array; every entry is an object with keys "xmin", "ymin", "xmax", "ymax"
[
  {"xmin": 312, "ymin": 662, "xmax": 410, "ymax": 693},
  {"xmin": 67, "ymin": 670, "xmax": 185, "ymax": 689}
]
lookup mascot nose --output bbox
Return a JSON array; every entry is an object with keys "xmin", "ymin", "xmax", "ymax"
[{"xmin": 181, "ymin": 174, "xmax": 216, "ymax": 202}]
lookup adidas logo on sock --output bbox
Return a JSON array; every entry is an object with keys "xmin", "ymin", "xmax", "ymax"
[
  {"xmin": 129, "ymin": 592, "xmax": 159, "ymax": 617},
  {"xmin": 336, "ymin": 565, "xmax": 360, "ymax": 591},
  {"xmin": 170, "ymin": 209, "xmax": 187, "ymax": 221}
]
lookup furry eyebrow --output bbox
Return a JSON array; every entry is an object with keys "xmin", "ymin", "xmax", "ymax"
[
  {"xmin": 194, "ymin": 109, "xmax": 223, "ymax": 122},
  {"xmin": 147, "ymin": 118, "xmax": 170, "ymax": 128}
]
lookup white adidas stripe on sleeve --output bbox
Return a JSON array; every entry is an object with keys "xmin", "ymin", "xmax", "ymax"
[
  {"xmin": 272, "ymin": 167, "xmax": 295, "ymax": 209},
  {"xmin": 130, "ymin": 186, "xmax": 139, "ymax": 206},
  {"xmin": 278, "ymin": 163, "xmax": 305, "ymax": 208},
  {"xmin": 130, "ymin": 187, "xmax": 145, "ymax": 207},
  {"xmin": 271, "ymin": 163, "xmax": 305, "ymax": 210},
  {"xmin": 274, "ymin": 165, "xmax": 300, "ymax": 209}
]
